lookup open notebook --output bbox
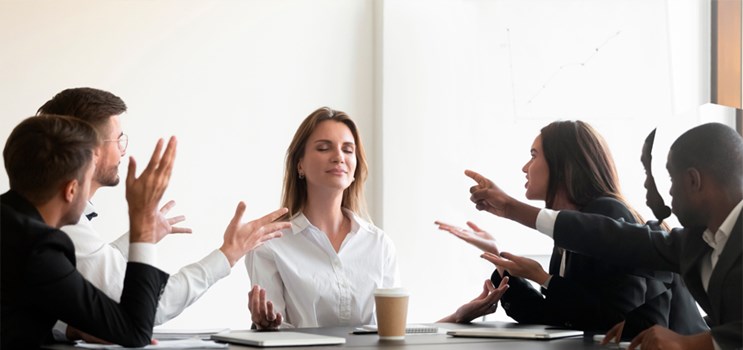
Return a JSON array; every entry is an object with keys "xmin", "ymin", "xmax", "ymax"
[
  {"xmin": 211, "ymin": 331, "xmax": 345, "ymax": 347},
  {"xmin": 447, "ymin": 325, "xmax": 583, "ymax": 340}
]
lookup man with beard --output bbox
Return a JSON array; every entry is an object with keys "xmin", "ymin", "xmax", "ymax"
[{"xmin": 39, "ymin": 88, "xmax": 290, "ymax": 342}]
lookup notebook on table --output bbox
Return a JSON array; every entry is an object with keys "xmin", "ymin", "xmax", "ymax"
[
  {"xmin": 211, "ymin": 330, "xmax": 346, "ymax": 347},
  {"xmin": 352, "ymin": 324, "xmax": 438, "ymax": 334},
  {"xmin": 447, "ymin": 325, "xmax": 583, "ymax": 340}
]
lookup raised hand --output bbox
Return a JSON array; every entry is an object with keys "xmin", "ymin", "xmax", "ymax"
[
  {"xmin": 481, "ymin": 252, "xmax": 550, "ymax": 286},
  {"xmin": 434, "ymin": 221, "xmax": 500, "ymax": 255},
  {"xmin": 126, "ymin": 137, "xmax": 177, "ymax": 243},
  {"xmin": 465, "ymin": 169, "xmax": 541, "ymax": 229},
  {"xmin": 219, "ymin": 203, "xmax": 290, "ymax": 267},
  {"xmin": 248, "ymin": 285, "xmax": 283, "ymax": 330},
  {"xmin": 154, "ymin": 200, "xmax": 192, "ymax": 243},
  {"xmin": 438, "ymin": 277, "xmax": 509, "ymax": 324}
]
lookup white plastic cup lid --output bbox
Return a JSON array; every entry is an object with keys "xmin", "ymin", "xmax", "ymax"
[{"xmin": 374, "ymin": 288, "xmax": 409, "ymax": 297}]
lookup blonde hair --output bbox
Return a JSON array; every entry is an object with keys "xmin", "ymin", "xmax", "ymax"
[{"xmin": 280, "ymin": 107, "xmax": 369, "ymax": 220}]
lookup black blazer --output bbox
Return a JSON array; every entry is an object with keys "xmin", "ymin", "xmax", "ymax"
[
  {"xmin": 553, "ymin": 207, "xmax": 742, "ymax": 349},
  {"xmin": 0, "ymin": 191, "xmax": 169, "ymax": 349},
  {"xmin": 491, "ymin": 197, "xmax": 671, "ymax": 337},
  {"xmin": 621, "ymin": 221, "xmax": 708, "ymax": 336}
]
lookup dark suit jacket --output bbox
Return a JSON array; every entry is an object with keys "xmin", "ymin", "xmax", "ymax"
[
  {"xmin": 553, "ymin": 207, "xmax": 742, "ymax": 349},
  {"xmin": 622, "ymin": 221, "xmax": 708, "ymax": 336},
  {"xmin": 491, "ymin": 197, "xmax": 670, "ymax": 337},
  {"xmin": 0, "ymin": 190, "xmax": 169, "ymax": 349}
]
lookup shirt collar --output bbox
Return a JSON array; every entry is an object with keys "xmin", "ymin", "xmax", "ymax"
[
  {"xmin": 702, "ymin": 199, "xmax": 743, "ymax": 249},
  {"xmin": 289, "ymin": 208, "xmax": 365, "ymax": 235}
]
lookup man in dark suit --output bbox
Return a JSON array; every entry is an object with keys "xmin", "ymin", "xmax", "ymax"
[
  {"xmin": 467, "ymin": 122, "xmax": 742, "ymax": 350},
  {"xmin": 1, "ymin": 115, "xmax": 175, "ymax": 348}
]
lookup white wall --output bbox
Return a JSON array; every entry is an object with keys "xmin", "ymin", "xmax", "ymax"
[{"xmin": 0, "ymin": 0, "xmax": 712, "ymax": 329}]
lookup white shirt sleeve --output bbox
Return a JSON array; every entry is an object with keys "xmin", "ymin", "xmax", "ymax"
[
  {"xmin": 51, "ymin": 321, "xmax": 68, "ymax": 341},
  {"xmin": 535, "ymin": 208, "xmax": 560, "ymax": 238},
  {"xmin": 61, "ymin": 215, "xmax": 128, "ymax": 302},
  {"xmin": 245, "ymin": 245, "xmax": 293, "ymax": 328},
  {"xmin": 62, "ymin": 212, "xmax": 232, "ymax": 326},
  {"xmin": 111, "ymin": 231, "xmax": 129, "ymax": 258},
  {"xmin": 154, "ymin": 249, "xmax": 231, "ymax": 325},
  {"xmin": 129, "ymin": 243, "xmax": 156, "ymax": 266}
]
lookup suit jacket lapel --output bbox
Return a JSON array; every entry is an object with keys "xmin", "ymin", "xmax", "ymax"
[
  {"xmin": 706, "ymin": 213, "xmax": 743, "ymax": 323},
  {"xmin": 681, "ymin": 226, "xmax": 713, "ymax": 314}
]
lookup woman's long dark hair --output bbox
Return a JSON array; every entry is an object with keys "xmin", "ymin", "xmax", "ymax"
[{"xmin": 541, "ymin": 120, "xmax": 644, "ymax": 224}]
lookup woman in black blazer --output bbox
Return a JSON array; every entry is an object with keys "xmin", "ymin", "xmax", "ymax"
[{"xmin": 438, "ymin": 120, "xmax": 685, "ymax": 338}]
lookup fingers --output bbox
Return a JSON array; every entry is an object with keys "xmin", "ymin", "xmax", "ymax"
[
  {"xmin": 266, "ymin": 300, "xmax": 276, "ymax": 322},
  {"xmin": 126, "ymin": 156, "xmax": 137, "ymax": 187},
  {"xmin": 601, "ymin": 321, "xmax": 624, "ymax": 345},
  {"xmin": 500, "ymin": 252, "xmax": 522, "ymax": 263},
  {"xmin": 484, "ymin": 279, "xmax": 495, "ymax": 293},
  {"xmin": 628, "ymin": 328, "xmax": 648, "ymax": 350},
  {"xmin": 466, "ymin": 221, "xmax": 483, "ymax": 232},
  {"xmin": 496, "ymin": 276, "xmax": 509, "ymax": 290},
  {"xmin": 144, "ymin": 138, "xmax": 165, "ymax": 174},
  {"xmin": 231, "ymin": 202, "xmax": 247, "ymax": 227},
  {"xmin": 251, "ymin": 207, "xmax": 290, "ymax": 227},
  {"xmin": 481, "ymin": 252, "xmax": 513, "ymax": 269},
  {"xmin": 167, "ymin": 214, "xmax": 190, "ymax": 231},
  {"xmin": 170, "ymin": 226, "xmax": 193, "ymax": 234},
  {"xmin": 160, "ymin": 200, "xmax": 176, "ymax": 214},
  {"xmin": 156, "ymin": 136, "xmax": 177, "ymax": 177},
  {"xmin": 248, "ymin": 286, "xmax": 259, "ymax": 313},
  {"xmin": 464, "ymin": 169, "xmax": 488, "ymax": 187}
]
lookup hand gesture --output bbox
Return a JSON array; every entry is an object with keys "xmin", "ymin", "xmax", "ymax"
[
  {"xmin": 465, "ymin": 170, "xmax": 511, "ymax": 217},
  {"xmin": 481, "ymin": 252, "xmax": 550, "ymax": 286},
  {"xmin": 154, "ymin": 200, "xmax": 192, "ymax": 243},
  {"xmin": 219, "ymin": 203, "xmax": 290, "ymax": 266},
  {"xmin": 435, "ymin": 221, "xmax": 500, "ymax": 255},
  {"xmin": 438, "ymin": 277, "xmax": 509, "ymax": 324},
  {"xmin": 248, "ymin": 285, "xmax": 283, "ymax": 330},
  {"xmin": 126, "ymin": 137, "xmax": 177, "ymax": 243}
]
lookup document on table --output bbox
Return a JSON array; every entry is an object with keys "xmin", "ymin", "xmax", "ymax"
[
  {"xmin": 74, "ymin": 339, "xmax": 227, "ymax": 349},
  {"xmin": 153, "ymin": 328, "xmax": 230, "ymax": 340}
]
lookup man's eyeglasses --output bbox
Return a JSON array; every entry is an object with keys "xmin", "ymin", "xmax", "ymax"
[{"xmin": 104, "ymin": 134, "xmax": 128, "ymax": 152}]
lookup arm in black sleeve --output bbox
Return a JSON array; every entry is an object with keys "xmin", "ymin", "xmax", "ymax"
[{"xmin": 27, "ymin": 238, "xmax": 169, "ymax": 347}]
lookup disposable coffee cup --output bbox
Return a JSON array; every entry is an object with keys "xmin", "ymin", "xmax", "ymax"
[{"xmin": 374, "ymin": 288, "xmax": 409, "ymax": 340}]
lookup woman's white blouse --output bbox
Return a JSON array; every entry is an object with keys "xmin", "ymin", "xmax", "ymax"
[{"xmin": 245, "ymin": 209, "xmax": 399, "ymax": 328}]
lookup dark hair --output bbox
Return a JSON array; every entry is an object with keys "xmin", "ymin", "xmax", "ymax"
[
  {"xmin": 37, "ymin": 87, "xmax": 127, "ymax": 131},
  {"xmin": 281, "ymin": 107, "xmax": 369, "ymax": 220},
  {"xmin": 670, "ymin": 122, "xmax": 743, "ymax": 187},
  {"xmin": 540, "ymin": 120, "xmax": 643, "ymax": 222},
  {"xmin": 4, "ymin": 115, "xmax": 100, "ymax": 204}
]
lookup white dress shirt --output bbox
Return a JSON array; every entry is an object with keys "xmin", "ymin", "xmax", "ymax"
[
  {"xmin": 245, "ymin": 209, "xmax": 400, "ymax": 328},
  {"xmin": 700, "ymin": 199, "xmax": 743, "ymax": 291},
  {"xmin": 534, "ymin": 200, "xmax": 743, "ymax": 350},
  {"xmin": 53, "ymin": 202, "xmax": 231, "ymax": 340}
]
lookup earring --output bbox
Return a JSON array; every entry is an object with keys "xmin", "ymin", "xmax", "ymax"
[{"xmin": 299, "ymin": 172, "xmax": 305, "ymax": 179}]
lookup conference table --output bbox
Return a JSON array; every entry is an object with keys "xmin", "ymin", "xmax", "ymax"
[{"xmin": 43, "ymin": 322, "xmax": 616, "ymax": 349}]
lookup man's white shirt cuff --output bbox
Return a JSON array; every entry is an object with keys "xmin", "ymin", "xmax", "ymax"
[
  {"xmin": 129, "ymin": 243, "xmax": 157, "ymax": 267},
  {"xmin": 536, "ymin": 208, "xmax": 559, "ymax": 238}
]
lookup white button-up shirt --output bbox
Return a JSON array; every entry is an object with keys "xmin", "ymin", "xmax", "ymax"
[{"xmin": 245, "ymin": 209, "xmax": 399, "ymax": 328}]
